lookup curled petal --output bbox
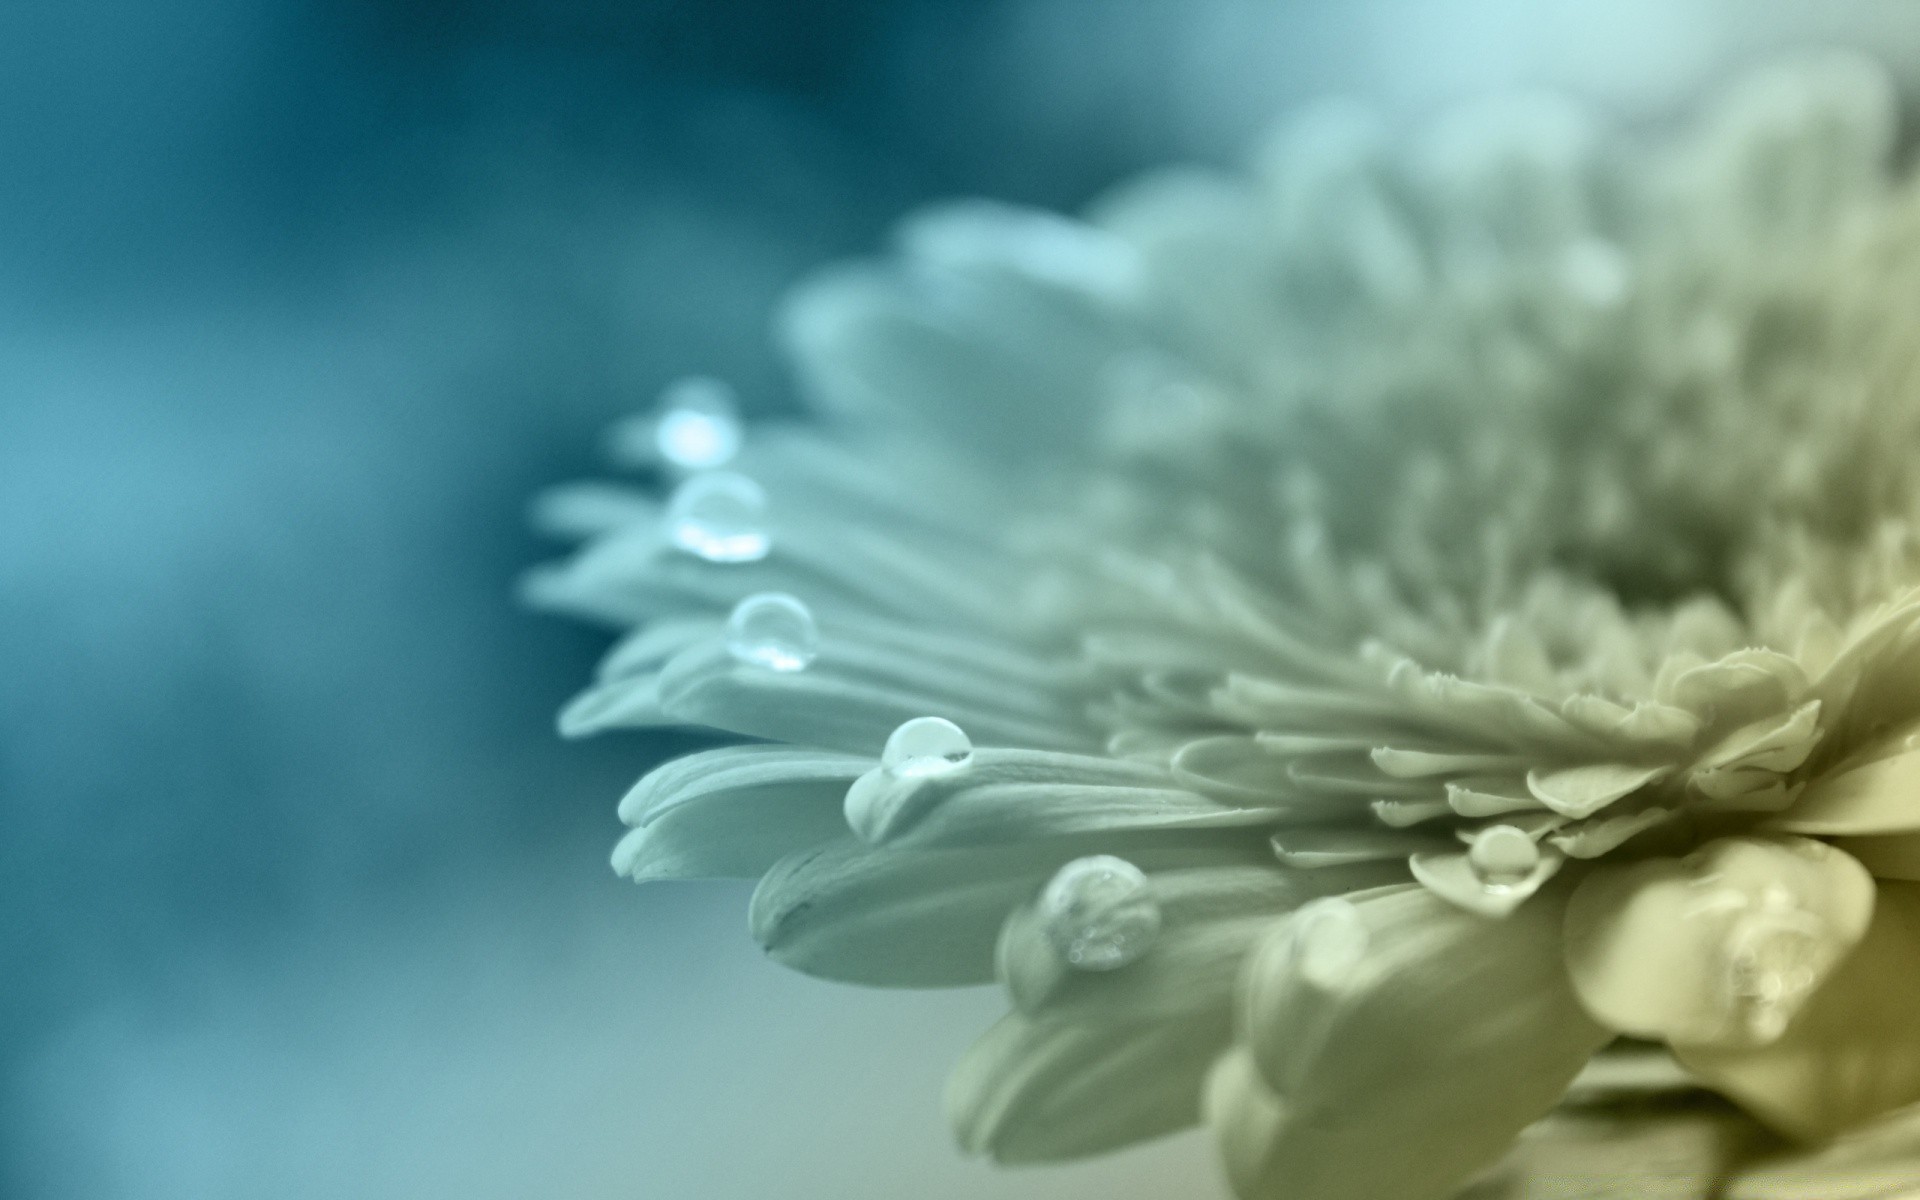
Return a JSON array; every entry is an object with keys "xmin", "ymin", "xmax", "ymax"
[
  {"xmin": 1679, "ymin": 881, "xmax": 1920, "ymax": 1142},
  {"xmin": 1564, "ymin": 836, "xmax": 1874, "ymax": 1049}
]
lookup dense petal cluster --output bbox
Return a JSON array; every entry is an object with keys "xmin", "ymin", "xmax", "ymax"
[{"xmin": 528, "ymin": 54, "xmax": 1920, "ymax": 1199}]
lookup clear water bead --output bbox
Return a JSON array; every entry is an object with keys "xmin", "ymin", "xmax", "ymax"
[
  {"xmin": 1722, "ymin": 886, "xmax": 1827, "ymax": 1043},
  {"xmin": 1041, "ymin": 855, "xmax": 1161, "ymax": 971},
  {"xmin": 1469, "ymin": 825, "xmax": 1541, "ymax": 891},
  {"xmin": 725, "ymin": 593, "xmax": 818, "ymax": 673},
  {"xmin": 882, "ymin": 717, "xmax": 973, "ymax": 779},
  {"xmin": 666, "ymin": 471, "xmax": 770, "ymax": 563},
  {"xmin": 1291, "ymin": 897, "xmax": 1369, "ymax": 991},
  {"xmin": 654, "ymin": 376, "xmax": 743, "ymax": 469}
]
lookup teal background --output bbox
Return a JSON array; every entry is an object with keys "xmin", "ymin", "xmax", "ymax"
[{"xmin": 4, "ymin": 2, "xmax": 1918, "ymax": 1196}]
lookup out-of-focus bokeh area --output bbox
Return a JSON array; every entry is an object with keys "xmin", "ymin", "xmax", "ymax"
[{"xmin": 6, "ymin": 2, "xmax": 1920, "ymax": 1197}]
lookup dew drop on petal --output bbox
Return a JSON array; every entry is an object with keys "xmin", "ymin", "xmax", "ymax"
[
  {"xmin": 667, "ymin": 471, "xmax": 770, "ymax": 562},
  {"xmin": 881, "ymin": 717, "xmax": 973, "ymax": 778},
  {"xmin": 725, "ymin": 593, "xmax": 817, "ymax": 672},
  {"xmin": 1040, "ymin": 855, "xmax": 1160, "ymax": 971},
  {"xmin": 1721, "ymin": 885, "xmax": 1828, "ymax": 1043},
  {"xmin": 653, "ymin": 376, "xmax": 743, "ymax": 469},
  {"xmin": 1291, "ymin": 896, "xmax": 1368, "ymax": 991},
  {"xmin": 1468, "ymin": 824, "xmax": 1542, "ymax": 891}
]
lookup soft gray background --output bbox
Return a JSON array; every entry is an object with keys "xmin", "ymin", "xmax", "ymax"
[{"xmin": 6, "ymin": 2, "xmax": 1919, "ymax": 1197}]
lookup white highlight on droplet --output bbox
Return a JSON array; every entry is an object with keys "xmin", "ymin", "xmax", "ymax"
[
  {"xmin": 1291, "ymin": 896, "xmax": 1369, "ymax": 991},
  {"xmin": 1040, "ymin": 855, "xmax": 1161, "ymax": 971},
  {"xmin": 666, "ymin": 471, "xmax": 770, "ymax": 562},
  {"xmin": 653, "ymin": 376, "xmax": 743, "ymax": 469},
  {"xmin": 725, "ymin": 593, "xmax": 818, "ymax": 673},
  {"xmin": 1469, "ymin": 824, "xmax": 1542, "ymax": 891},
  {"xmin": 881, "ymin": 717, "xmax": 973, "ymax": 779}
]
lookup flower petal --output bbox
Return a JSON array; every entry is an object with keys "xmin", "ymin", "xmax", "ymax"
[
  {"xmin": 996, "ymin": 863, "xmax": 1408, "ymax": 1022},
  {"xmin": 615, "ymin": 744, "xmax": 870, "ymax": 825},
  {"xmin": 1678, "ymin": 880, "xmax": 1920, "ymax": 1141},
  {"xmin": 1564, "ymin": 836, "xmax": 1875, "ymax": 1049},
  {"xmin": 1527, "ymin": 762, "xmax": 1671, "ymax": 819},
  {"xmin": 947, "ymin": 1011, "xmax": 1230, "ymax": 1163},
  {"xmin": 846, "ymin": 748, "xmax": 1285, "ymax": 847},
  {"xmin": 1771, "ymin": 741, "xmax": 1920, "ymax": 834},
  {"xmin": 1216, "ymin": 884, "xmax": 1609, "ymax": 1200},
  {"xmin": 750, "ymin": 835, "xmax": 1267, "ymax": 987}
]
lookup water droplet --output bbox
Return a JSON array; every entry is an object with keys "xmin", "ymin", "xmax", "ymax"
[
  {"xmin": 1292, "ymin": 897, "xmax": 1368, "ymax": 990},
  {"xmin": 653, "ymin": 376, "xmax": 743, "ymax": 469},
  {"xmin": 1469, "ymin": 825, "xmax": 1542, "ymax": 891},
  {"xmin": 1040, "ymin": 856, "xmax": 1160, "ymax": 971},
  {"xmin": 667, "ymin": 472, "xmax": 770, "ymax": 563},
  {"xmin": 882, "ymin": 717, "xmax": 973, "ymax": 778},
  {"xmin": 1722, "ymin": 886, "xmax": 1827, "ymax": 1043},
  {"xmin": 725, "ymin": 593, "xmax": 818, "ymax": 672}
]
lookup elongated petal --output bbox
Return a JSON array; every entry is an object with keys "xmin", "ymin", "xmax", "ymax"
[
  {"xmin": 1564, "ymin": 836, "xmax": 1874, "ymax": 1049},
  {"xmin": 656, "ymin": 637, "xmax": 1097, "ymax": 755},
  {"xmin": 615, "ymin": 744, "xmax": 872, "ymax": 826},
  {"xmin": 1217, "ymin": 885, "xmax": 1609, "ymax": 1200},
  {"xmin": 1678, "ymin": 880, "xmax": 1920, "ymax": 1141},
  {"xmin": 847, "ymin": 748, "xmax": 1286, "ymax": 847},
  {"xmin": 948, "ymin": 1011, "xmax": 1231, "ymax": 1163},
  {"xmin": 997, "ymin": 863, "xmax": 1408, "ymax": 1021},
  {"xmin": 609, "ymin": 745, "xmax": 872, "ymax": 881},
  {"xmin": 750, "ymin": 835, "xmax": 1268, "ymax": 987}
]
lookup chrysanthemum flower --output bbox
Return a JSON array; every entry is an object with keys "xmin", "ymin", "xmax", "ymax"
[{"xmin": 526, "ymin": 54, "xmax": 1920, "ymax": 1199}]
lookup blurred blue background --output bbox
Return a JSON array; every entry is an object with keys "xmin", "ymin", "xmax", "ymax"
[{"xmin": 5, "ymin": 2, "xmax": 1919, "ymax": 1197}]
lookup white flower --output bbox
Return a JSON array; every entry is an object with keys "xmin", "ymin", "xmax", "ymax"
[{"xmin": 527, "ymin": 53, "xmax": 1920, "ymax": 1200}]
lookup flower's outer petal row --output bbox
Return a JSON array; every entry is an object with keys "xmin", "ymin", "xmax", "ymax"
[
  {"xmin": 946, "ymin": 1010, "xmax": 1231, "ymax": 1164},
  {"xmin": 644, "ymin": 637, "xmax": 1100, "ymax": 755},
  {"xmin": 1213, "ymin": 884, "xmax": 1609, "ymax": 1200},
  {"xmin": 1678, "ymin": 880, "xmax": 1920, "ymax": 1142},
  {"xmin": 847, "ymin": 748, "xmax": 1308, "ymax": 848},
  {"xmin": 525, "ymin": 504, "xmax": 1030, "ymax": 636},
  {"xmin": 995, "ymin": 862, "xmax": 1409, "ymax": 1022},
  {"xmin": 610, "ymin": 736, "xmax": 872, "ymax": 883},
  {"xmin": 749, "ymin": 834, "xmax": 1270, "ymax": 987},
  {"xmin": 616, "ymin": 744, "xmax": 872, "ymax": 826},
  {"xmin": 1563, "ymin": 836, "xmax": 1874, "ymax": 1050}
]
